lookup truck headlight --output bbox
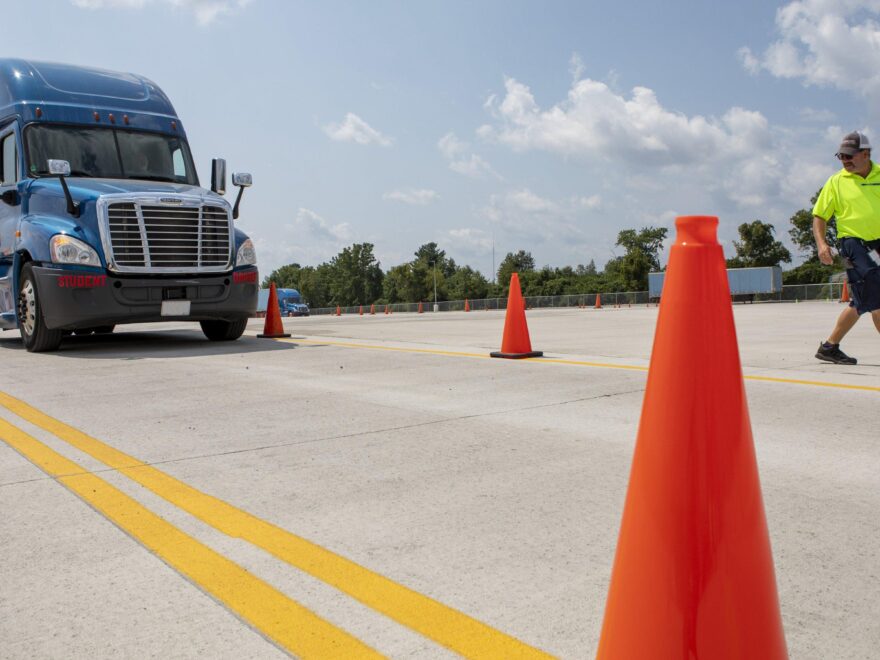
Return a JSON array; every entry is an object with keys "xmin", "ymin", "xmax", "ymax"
[
  {"xmin": 50, "ymin": 235, "xmax": 101, "ymax": 267},
  {"xmin": 236, "ymin": 238, "xmax": 257, "ymax": 266}
]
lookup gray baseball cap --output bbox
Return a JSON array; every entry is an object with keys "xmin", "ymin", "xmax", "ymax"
[{"xmin": 837, "ymin": 131, "xmax": 872, "ymax": 156}]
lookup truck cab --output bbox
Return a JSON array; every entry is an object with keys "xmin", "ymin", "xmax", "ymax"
[{"xmin": 0, "ymin": 59, "xmax": 259, "ymax": 351}]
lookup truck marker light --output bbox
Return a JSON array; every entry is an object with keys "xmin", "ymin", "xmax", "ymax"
[
  {"xmin": 171, "ymin": 121, "xmax": 177, "ymax": 131},
  {"xmin": 108, "ymin": 113, "xmax": 115, "ymax": 124},
  {"xmin": 93, "ymin": 111, "xmax": 100, "ymax": 122},
  {"xmin": 123, "ymin": 114, "xmax": 129, "ymax": 125},
  {"xmin": 35, "ymin": 107, "xmax": 42, "ymax": 118},
  {"xmin": 234, "ymin": 271, "xmax": 257, "ymax": 284},
  {"xmin": 57, "ymin": 275, "xmax": 107, "ymax": 288}
]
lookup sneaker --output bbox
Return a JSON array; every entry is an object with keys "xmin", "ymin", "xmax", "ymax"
[{"xmin": 815, "ymin": 342, "xmax": 857, "ymax": 365}]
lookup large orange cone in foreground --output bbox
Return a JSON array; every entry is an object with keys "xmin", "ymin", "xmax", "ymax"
[
  {"xmin": 840, "ymin": 280, "xmax": 850, "ymax": 303},
  {"xmin": 490, "ymin": 273, "xmax": 542, "ymax": 359},
  {"xmin": 257, "ymin": 283, "xmax": 291, "ymax": 338},
  {"xmin": 597, "ymin": 216, "xmax": 787, "ymax": 659}
]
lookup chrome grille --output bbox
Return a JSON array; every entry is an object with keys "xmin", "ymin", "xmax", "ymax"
[{"xmin": 103, "ymin": 199, "xmax": 232, "ymax": 272}]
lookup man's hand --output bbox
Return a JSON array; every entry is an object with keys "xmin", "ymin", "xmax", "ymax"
[{"xmin": 813, "ymin": 216, "xmax": 835, "ymax": 265}]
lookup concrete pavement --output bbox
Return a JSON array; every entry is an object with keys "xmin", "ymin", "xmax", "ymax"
[{"xmin": 0, "ymin": 301, "xmax": 878, "ymax": 658}]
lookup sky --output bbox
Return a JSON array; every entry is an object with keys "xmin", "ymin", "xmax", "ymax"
[{"xmin": 6, "ymin": 0, "xmax": 880, "ymax": 279}]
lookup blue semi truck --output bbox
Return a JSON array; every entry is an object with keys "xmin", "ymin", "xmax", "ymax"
[{"xmin": 0, "ymin": 59, "xmax": 259, "ymax": 351}]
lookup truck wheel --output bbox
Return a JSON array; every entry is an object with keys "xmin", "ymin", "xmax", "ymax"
[
  {"xmin": 200, "ymin": 317, "xmax": 248, "ymax": 341},
  {"xmin": 17, "ymin": 263, "xmax": 64, "ymax": 352}
]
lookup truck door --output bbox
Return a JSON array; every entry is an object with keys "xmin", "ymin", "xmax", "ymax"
[{"xmin": 0, "ymin": 123, "xmax": 21, "ymax": 325}]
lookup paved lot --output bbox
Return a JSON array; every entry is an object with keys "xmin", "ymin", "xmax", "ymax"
[{"xmin": 0, "ymin": 301, "xmax": 878, "ymax": 658}]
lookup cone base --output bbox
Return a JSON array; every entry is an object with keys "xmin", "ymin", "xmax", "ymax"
[
  {"xmin": 490, "ymin": 350, "xmax": 543, "ymax": 359},
  {"xmin": 257, "ymin": 333, "xmax": 291, "ymax": 338}
]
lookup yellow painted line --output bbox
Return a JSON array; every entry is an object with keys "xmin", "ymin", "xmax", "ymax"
[
  {"xmin": 279, "ymin": 337, "xmax": 880, "ymax": 392},
  {"xmin": 741, "ymin": 374, "xmax": 880, "ymax": 392},
  {"xmin": 0, "ymin": 392, "xmax": 554, "ymax": 660},
  {"xmin": 0, "ymin": 417, "xmax": 380, "ymax": 659}
]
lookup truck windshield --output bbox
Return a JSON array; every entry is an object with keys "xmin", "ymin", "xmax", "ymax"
[{"xmin": 25, "ymin": 125, "xmax": 198, "ymax": 185}]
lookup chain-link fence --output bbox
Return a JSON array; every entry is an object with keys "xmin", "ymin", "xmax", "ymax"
[{"xmin": 303, "ymin": 282, "xmax": 850, "ymax": 316}]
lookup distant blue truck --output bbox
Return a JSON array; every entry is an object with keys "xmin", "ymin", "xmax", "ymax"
[
  {"xmin": 258, "ymin": 288, "xmax": 309, "ymax": 317},
  {"xmin": 0, "ymin": 59, "xmax": 259, "ymax": 351}
]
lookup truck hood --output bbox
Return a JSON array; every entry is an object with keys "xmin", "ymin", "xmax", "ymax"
[{"xmin": 28, "ymin": 177, "xmax": 223, "ymax": 204}]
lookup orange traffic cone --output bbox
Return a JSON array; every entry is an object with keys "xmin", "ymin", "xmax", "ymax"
[
  {"xmin": 595, "ymin": 293, "xmax": 602, "ymax": 309},
  {"xmin": 840, "ymin": 280, "xmax": 850, "ymax": 303},
  {"xmin": 384, "ymin": 305, "xmax": 390, "ymax": 315},
  {"xmin": 597, "ymin": 216, "xmax": 787, "ymax": 659},
  {"xmin": 490, "ymin": 273, "xmax": 542, "ymax": 359},
  {"xmin": 335, "ymin": 305, "xmax": 341, "ymax": 316},
  {"xmin": 257, "ymin": 283, "xmax": 291, "ymax": 338},
  {"xmin": 359, "ymin": 305, "xmax": 363, "ymax": 316},
  {"xmin": 370, "ymin": 304, "xmax": 375, "ymax": 315},
  {"xmin": 418, "ymin": 301, "xmax": 424, "ymax": 314},
  {"xmin": 464, "ymin": 298, "xmax": 470, "ymax": 312}
]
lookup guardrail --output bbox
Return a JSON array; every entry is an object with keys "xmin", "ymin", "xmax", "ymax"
[{"xmin": 304, "ymin": 282, "xmax": 849, "ymax": 316}]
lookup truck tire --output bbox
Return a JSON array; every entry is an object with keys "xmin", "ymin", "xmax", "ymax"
[
  {"xmin": 17, "ymin": 263, "xmax": 64, "ymax": 352},
  {"xmin": 200, "ymin": 317, "xmax": 248, "ymax": 341}
]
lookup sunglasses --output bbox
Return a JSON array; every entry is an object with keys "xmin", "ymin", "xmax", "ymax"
[{"xmin": 837, "ymin": 152, "xmax": 863, "ymax": 161}]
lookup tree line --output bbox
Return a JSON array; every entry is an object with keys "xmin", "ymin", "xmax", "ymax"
[{"xmin": 264, "ymin": 194, "xmax": 838, "ymax": 308}]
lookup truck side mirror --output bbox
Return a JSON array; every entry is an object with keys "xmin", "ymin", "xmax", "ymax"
[
  {"xmin": 47, "ymin": 159, "xmax": 79, "ymax": 217},
  {"xmin": 231, "ymin": 172, "xmax": 252, "ymax": 220},
  {"xmin": 211, "ymin": 158, "xmax": 226, "ymax": 195}
]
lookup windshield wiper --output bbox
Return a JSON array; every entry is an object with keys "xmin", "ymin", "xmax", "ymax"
[{"xmin": 125, "ymin": 174, "xmax": 178, "ymax": 183}]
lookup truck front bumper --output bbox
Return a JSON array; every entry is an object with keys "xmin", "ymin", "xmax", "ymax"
[{"xmin": 33, "ymin": 266, "xmax": 259, "ymax": 330}]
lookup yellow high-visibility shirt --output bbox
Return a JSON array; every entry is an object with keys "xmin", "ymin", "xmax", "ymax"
[{"xmin": 813, "ymin": 162, "xmax": 880, "ymax": 240}]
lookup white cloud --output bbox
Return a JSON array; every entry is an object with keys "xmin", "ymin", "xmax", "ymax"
[
  {"xmin": 569, "ymin": 53, "xmax": 586, "ymax": 82},
  {"xmin": 71, "ymin": 0, "xmax": 253, "ymax": 25},
  {"xmin": 479, "ymin": 77, "xmax": 773, "ymax": 168},
  {"xmin": 799, "ymin": 107, "xmax": 837, "ymax": 122},
  {"xmin": 437, "ymin": 132, "xmax": 500, "ymax": 179},
  {"xmin": 481, "ymin": 189, "xmax": 590, "ymax": 245},
  {"xmin": 323, "ymin": 113, "xmax": 393, "ymax": 146},
  {"xmin": 576, "ymin": 194, "xmax": 602, "ymax": 210},
  {"xmin": 444, "ymin": 227, "xmax": 494, "ymax": 254},
  {"xmin": 740, "ymin": 1, "xmax": 880, "ymax": 99},
  {"xmin": 437, "ymin": 132, "xmax": 468, "ymax": 160},
  {"xmin": 475, "ymin": 72, "xmax": 838, "ymax": 218},
  {"xmin": 382, "ymin": 189, "xmax": 440, "ymax": 205},
  {"xmin": 293, "ymin": 207, "xmax": 351, "ymax": 243}
]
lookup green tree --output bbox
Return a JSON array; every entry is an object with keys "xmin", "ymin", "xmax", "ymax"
[
  {"xmin": 789, "ymin": 189, "xmax": 837, "ymax": 260},
  {"xmin": 446, "ymin": 266, "xmax": 489, "ymax": 300},
  {"xmin": 300, "ymin": 264, "xmax": 332, "ymax": 308},
  {"xmin": 784, "ymin": 189, "xmax": 841, "ymax": 284},
  {"xmin": 613, "ymin": 226, "xmax": 668, "ymax": 290},
  {"xmin": 263, "ymin": 263, "xmax": 305, "ymax": 289},
  {"xmin": 328, "ymin": 243, "xmax": 384, "ymax": 305},
  {"xmin": 497, "ymin": 250, "xmax": 536, "ymax": 289},
  {"xmin": 726, "ymin": 220, "xmax": 792, "ymax": 268}
]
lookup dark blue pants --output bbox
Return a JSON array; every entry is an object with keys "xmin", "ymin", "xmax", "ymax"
[{"xmin": 840, "ymin": 237, "xmax": 880, "ymax": 314}]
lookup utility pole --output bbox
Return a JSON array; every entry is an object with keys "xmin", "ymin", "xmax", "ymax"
[{"xmin": 431, "ymin": 261, "xmax": 438, "ymax": 312}]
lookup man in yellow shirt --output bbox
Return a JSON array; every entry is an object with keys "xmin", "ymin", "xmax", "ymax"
[{"xmin": 812, "ymin": 131, "xmax": 880, "ymax": 364}]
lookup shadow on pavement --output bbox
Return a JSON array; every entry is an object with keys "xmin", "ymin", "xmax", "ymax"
[{"xmin": 0, "ymin": 329, "xmax": 299, "ymax": 359}]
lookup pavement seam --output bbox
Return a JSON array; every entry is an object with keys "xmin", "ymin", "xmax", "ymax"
[{"xmin": 0, "ymin": 387, "xmax": 645, "ymax": 486}]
